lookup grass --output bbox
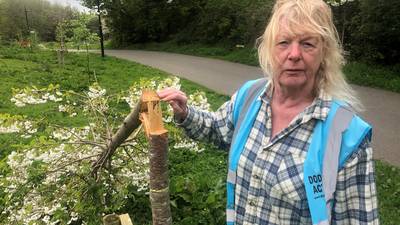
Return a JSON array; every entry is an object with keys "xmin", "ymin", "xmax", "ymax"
[
  {"xmin": 344, "ymin": 62, "xmax": 400, "ymax": 93},
  {"xmin": 375, "ymin": 161, "xmax": 400, "ymax": 224},
  {"xmin": 128, "ymin": 41, "xmax": 400, "ymax": 93},
  {"xmin": 0, "ymin": 46, "xmax": 399, "ymax": 224}
]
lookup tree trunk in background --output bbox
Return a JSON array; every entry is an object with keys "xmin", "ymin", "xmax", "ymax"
[
  {"xmin": 97, "ymin": 0, "xmax": 105, "ymax": 57},
  {"xmin": 149, "ymin": 133, "xmax": 172, "ymax": 225},
  {"xmin": 58, "ymin": 35, "xmax": 65, "ymax": 67}
]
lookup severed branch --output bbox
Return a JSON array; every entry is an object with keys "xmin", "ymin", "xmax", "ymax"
[
  {"xmin": 48, "ymin": 153, "xmax": 101, "ymax": 174},
  {"xmin": 91, "ymin": 99, "xmax": 142, "ymax": 180}
]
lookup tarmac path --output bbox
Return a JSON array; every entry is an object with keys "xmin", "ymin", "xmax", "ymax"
[{"xmin": 105, "ymin": 50, "xmax": 400, "ymax": 167}]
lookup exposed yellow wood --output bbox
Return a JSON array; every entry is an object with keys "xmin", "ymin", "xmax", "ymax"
[
  {"xmin": 119, "ymin": 214, "xmax": 134, "ymax": 225},
  {"xmin": 141, "ymin": 89, "xmax": 159, "ymax": 102},
  {"xmin": 140, "ymin": 89, "xmax": 168, "ymax": 137}
]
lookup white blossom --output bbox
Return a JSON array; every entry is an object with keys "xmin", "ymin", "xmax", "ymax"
[
  {"xmin": 157, "ymin": 76, "xmax": 181, "ymax": 91},
  {"xmin": 88, "ymin": 83, "xmax": 106, "ymax": 99},
  {"xmin": 11, "ymin": 85, "xmax": 63, "ymax": 107},
  {"xmin": 188, "ymin": 91, "xmax": 211, "ymax": 111},
  {"xmin": 124, "ymin": 76, "xmax": 181, "ymax": 109},
  {"xmin": 0, "ymin": 114, "xmax": 37, "ymax": 136},
  {"xmin": 0, "ymin": 122, "xmax": 20, "ymax": 133},
  {"xmin": 58, "ymin": 104, "xmax": 67, "ymax": 112},
  {"xmin": 174, "ymin": 139, "xmax": 204, "ymax": 153}
]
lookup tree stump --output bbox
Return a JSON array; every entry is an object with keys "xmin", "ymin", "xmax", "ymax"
[
  {"xmin": 99, "ymin": 89, "xmax": 172, "ymax": 225},
  {"xmin": 149, "ymin": 133, "xmax": 171, "ymax": 225},
  {"xmin": 140, "ymin": 90, "xmax": 172, "ymax": 225}
]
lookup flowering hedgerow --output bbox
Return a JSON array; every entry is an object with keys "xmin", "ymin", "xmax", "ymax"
[{"xmin": 1, "ymin": 76, "xmax": 211, "ymax": 224}]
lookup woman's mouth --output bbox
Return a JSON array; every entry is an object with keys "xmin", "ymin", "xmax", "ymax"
[{"xmin": 284, "ymin": 69, "xmax": 304, "ymax": 75}]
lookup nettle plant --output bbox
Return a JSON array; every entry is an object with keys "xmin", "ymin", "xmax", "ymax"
[{"xmin": 0, "ymin": 76, "xmax": 209, "ymax": 224}]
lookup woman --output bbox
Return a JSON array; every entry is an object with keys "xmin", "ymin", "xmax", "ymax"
[{"xmin": 158, "ymin": 0, "xmax": 379, "ymax": 224}]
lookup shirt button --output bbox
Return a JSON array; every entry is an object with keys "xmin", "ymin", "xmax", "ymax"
[
  {"xmin": 252, "ymin": 174, "xmax": 261, "ymax": 179},
  {"xmin": 249, "ymin": 199, "xmax": 257, "ymax": 206}
]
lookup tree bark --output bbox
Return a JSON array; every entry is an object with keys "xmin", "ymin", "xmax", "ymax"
[
  {"xmin": 149, "ymin": 133, "xmax": 172, "ymax": 225},
  {"xmin": 108, "ymin": 101, "xmax": 141, "ymax": 153}
]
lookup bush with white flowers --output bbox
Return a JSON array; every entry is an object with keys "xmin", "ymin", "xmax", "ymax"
[{"xmin": 1, "ymin": 76, "xmax": 212, "ymax": 224}]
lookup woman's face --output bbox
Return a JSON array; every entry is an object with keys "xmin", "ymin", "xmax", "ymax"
[{"xmin": 272, "ymin": 25, "xmax": 323, "ymax": 92}]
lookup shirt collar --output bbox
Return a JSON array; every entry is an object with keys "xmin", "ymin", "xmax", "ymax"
[{"xmin": 259, "ymin": 84, "xmax": 332, "ymax": 122}]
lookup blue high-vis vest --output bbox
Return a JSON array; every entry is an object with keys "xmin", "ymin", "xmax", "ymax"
[{"xmin": 226, "ymin": 78, "xmax": 372, "ymax": 225}]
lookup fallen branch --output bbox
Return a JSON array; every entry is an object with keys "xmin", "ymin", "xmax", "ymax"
[{"xmin": 92, "ymin": 100, "xmax": 142, "ymax": 180}]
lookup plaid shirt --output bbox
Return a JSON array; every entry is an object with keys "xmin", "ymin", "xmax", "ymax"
[{"xmin": 179, "ymin": 85, "xmax": 379, "ymax": 225}]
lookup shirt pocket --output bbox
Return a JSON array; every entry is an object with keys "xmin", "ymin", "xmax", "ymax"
[
  {"xmin": 270, "ymin": 151, "xmax": 307, "ymax": 203},
  {"xmin": 268, "ymin": 151, "xmax": 312, "ymax": 222}
]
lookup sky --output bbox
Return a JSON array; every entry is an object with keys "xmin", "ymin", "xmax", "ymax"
[{"xmin": 47, "ymin": 0, "xmax": 90, "ymax": 12}]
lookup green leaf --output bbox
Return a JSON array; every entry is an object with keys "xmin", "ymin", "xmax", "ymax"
[{"xmin": 178, "ymin": 193, "xmax": 191, "ymax": 202}]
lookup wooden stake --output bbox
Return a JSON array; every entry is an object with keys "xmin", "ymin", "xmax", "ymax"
[{"xmin": 119, "ymin": 214, "xmax": 134, "ymax": 225}]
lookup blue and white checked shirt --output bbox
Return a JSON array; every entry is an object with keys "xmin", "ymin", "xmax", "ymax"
[{"xmin": 179, "ymin": 86, "xmax": 379, "ymax": 225}]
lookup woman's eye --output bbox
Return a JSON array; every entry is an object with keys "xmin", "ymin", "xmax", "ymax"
[
  {"xmin": 277, "ymin": 41, "xmax": 289, "ymax": 47},
  {"xmin": 302, "ymin": 42, "xmax": 315, "ymax": 48}
]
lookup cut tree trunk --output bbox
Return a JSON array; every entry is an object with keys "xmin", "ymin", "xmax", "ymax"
[
  {"xmin": 94, "ymin": 90, "xmax": 172, "ymax": 224},
  {"xmin": 148, "ymin": 133, "xmax": 172, "ymax": 225},
  {"xmin": 140, "ymin": 90, "xmax": 172, "ymax": 225}
]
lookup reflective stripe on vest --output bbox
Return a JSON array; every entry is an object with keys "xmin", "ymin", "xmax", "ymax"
[
  {"xmin": 305, "ymin": 102, "xmax": 351, "ymax": 224},
  {"xmin": 227, "ymin": 79, "xmax": 372, "ymax": 225},
  {"xmin": 227, "ymin": 79, "xmax": 266, "ymax": 223}
]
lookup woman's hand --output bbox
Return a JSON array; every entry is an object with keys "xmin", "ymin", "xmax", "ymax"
[{"xmin": 157, "ymin": 88, "xmax": 188, "ymax": 122}]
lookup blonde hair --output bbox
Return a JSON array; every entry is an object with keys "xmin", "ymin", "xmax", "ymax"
[{"xmin": 257, "ymin": 0, "xmax": 363, "ymax": 111}]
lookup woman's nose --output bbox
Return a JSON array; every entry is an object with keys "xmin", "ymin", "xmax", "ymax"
[{"xmin": 288, "ymin": 43, "xmax": 301, "ymax": 61}]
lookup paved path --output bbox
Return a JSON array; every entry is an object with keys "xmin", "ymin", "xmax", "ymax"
[{"xmin": 105, "ymin": 50, "xmax": 400, "ymax": 167}]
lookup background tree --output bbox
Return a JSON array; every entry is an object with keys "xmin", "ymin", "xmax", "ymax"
[
  {"xmin": 345, "ymin": 0, "xmax": 400, "ymax": 64},
  {"xmin": 0, "ymin": 0, "xmax": 78, "ymax": 42},
  {"xmin": 82, "ymin": 0, "xmax": 398, "ymax": 66},
  {"xmin": 326, "ymin": 0, "xmax": 355, "ymax": 46},
  {"xmin": 81, "ymin": 0, "xmax": 275, "ymax": 46},
  {"xmin": 69, "ymin": 15, "xmax": 99, "ymax": 74},
  {"xmin": 80, "ymin": 0, "xmax": 106, "ymax": 56},
  {"xmin": 55, "ymin": 20, "xmax": 70, "ymax": 66}
]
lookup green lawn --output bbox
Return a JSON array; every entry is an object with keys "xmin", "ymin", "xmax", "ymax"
[{"xmin": 0, "ymin": 46, "xmax": 399, "ymax": 224}]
